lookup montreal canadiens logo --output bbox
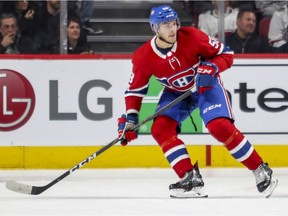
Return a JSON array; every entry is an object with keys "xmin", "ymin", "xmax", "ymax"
[
  {"xmin": 167, "ymin": 68, "xmax": 196, "ymax": 91},
  {"xmin": 0, "ymin": 69, "xmax": 35, "ymax": 131}
]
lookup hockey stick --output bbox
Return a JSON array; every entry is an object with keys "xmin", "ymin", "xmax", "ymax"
[{"xmin": 6, "ymin": 87, "xmax": 195, "ymax": 195}]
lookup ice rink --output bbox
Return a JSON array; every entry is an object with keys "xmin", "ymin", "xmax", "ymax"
[{"xmin": 0, "ymin": 167, "xmax": 287, "ymax": 216}]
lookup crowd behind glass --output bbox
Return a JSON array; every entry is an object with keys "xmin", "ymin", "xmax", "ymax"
[
  {"xmin": 181, "ymin": 0, "xmax": 288, "ymax": 53},
  {"xmin": 0, "ymin": 0, "xmax": 287, "ymax": 54}
]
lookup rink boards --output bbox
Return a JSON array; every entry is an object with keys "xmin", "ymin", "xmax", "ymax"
[
  {"xmin": 1, "ymin": 145, "xmax": 288, "ymax": 169},
  {"xmin": 0, "ymin": 55, "xmax": 287, "ymax": 169}
]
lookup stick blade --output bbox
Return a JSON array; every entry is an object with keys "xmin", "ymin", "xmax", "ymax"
[{"xmin": 6, "ymin": 180, "xmax": 33, "ymax": 195}]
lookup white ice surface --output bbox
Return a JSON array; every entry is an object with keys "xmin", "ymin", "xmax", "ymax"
[{"xmin": 0, "ymin": 167, "xmax": 287, "ymax": 216}]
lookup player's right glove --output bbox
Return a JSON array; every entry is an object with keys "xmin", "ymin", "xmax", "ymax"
[
  {"xmin": 196, "ymin": 62, "xmax": 218, "ymax": 94},
  {"xmin": 117, "ymin": 113, "xmax": 139, "ymax": 146}
]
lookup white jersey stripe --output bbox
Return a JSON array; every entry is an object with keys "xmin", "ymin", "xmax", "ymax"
[
  {"xmin": 229, "ymin": 138, "xmax": 247, "ymax": 154},
  {"xmin": 170, "ymin": 155, "xmax": 190, "ymax": 167},
  {"xmin": 164, "ymin": 144, "xmax": 186, "ymax": 157},
  {"xmin": 236, "ymin": 146, "xmax": 254, "ymax": 162}
]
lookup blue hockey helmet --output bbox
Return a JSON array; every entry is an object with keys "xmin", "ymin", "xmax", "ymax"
[{"xmin": 149, "ymin": 5, "xmax": 180, "ymax": 33}]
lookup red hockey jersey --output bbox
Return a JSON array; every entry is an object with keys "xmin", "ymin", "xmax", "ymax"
[{"xmin": 125, "ymin": 27, "xmax": 234, "ymax": 114}]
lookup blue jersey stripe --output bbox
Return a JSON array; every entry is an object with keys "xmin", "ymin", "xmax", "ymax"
[
  {"xmin": 231, "ymin": 141, "xmax": 252, "ymax": 160},
  {"xmin": 166, "ymin": 148, "xmax": 188, "ymax": 164}
]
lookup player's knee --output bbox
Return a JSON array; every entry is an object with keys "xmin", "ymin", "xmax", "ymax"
[
  {"xmin": 151, "ymin": 116, "xmax": 178, "ymax": 144},
  {"xmin": 207, "ymin": 118, "xmax": 236, "ymax": 143}
]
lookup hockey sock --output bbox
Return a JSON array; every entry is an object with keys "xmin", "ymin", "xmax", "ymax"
[
  {"xmin": 207, "ymin": 118, "xmax": 262, "ymax": 170},
  {"xmin": 151, "ymin": 116, "xmax": 193, "ymax": 178}
]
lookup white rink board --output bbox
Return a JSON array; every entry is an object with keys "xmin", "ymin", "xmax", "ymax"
[{"xmin": 0, "ymin": 58, "xmax": 287, "ymax": 146}]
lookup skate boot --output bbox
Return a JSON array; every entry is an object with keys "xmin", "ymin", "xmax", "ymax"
[
  {"xmin": 169, "ymin": 161, "xmax": 208, "ymax": 198},
  {"xmin": 253, "ymin": 162, "xmax": 278, "ymax": 198}
]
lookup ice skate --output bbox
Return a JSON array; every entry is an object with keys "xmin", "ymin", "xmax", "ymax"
[
  {"xmin": 253, "ymin": 162, "xmax": 278, "ymax": 198},
  {"xmin": 169, "ymin": 161, "xmax": 208, "ymax": 198}
]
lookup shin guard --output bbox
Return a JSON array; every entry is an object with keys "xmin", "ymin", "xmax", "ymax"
[
  {"xmin": 151, "ymin": 116, "xmax": 193, "ymax": 177},
  {"xmin": 207, "ymin": 118, "xmax": 262, "ymax": 170}
]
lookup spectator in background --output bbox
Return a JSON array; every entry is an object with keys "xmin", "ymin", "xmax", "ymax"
[
  {"xmin": 268, "ymin": 3, "xmax": 288, "ymax": 52},
  {"xmin": 0, "ymin": 13, "xmax": 37, "ymax": 54},
  {"xmin": 34, "ymin": 0, "xmax": 60, "ymax": 54},
  {"xmin": 229, "ymin": 1, "xmax": 262, "ymax": 36},
  {"xmin": 198, "ymin": 0, "xmax": 238, "ymax": 39},
  {"xmin": 35, "ymin": 0, "xmax": 90, "ymax": 54},
  {"xmin": 2, "ymin": 1, "xmax": 39, "ymax": 38},
  {"xmin": 255, "ymin": 1, "xmax": 287, "ymax": 17},
  {"xmin": 80, "ymin": 0, "xmax": 103, "ymax": 35},
  {"xmin": 67, "ymin": 16, "xmax": 94, "ymax": 54},
  {"xmin": 225, "ymin": 8, "xmax": 272, "ymax": 53},
  {"xmin": 68, "ymin": 0, "xmax": 103, "ymax": 35}
]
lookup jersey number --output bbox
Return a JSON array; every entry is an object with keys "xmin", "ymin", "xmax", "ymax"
[
  {"xmin": 129, "ymin": 72, "xmax": 135, "ymax": 84},
  {"xmin": 208, "ymin": 36, "xmax": 219, "ymax": 49}
]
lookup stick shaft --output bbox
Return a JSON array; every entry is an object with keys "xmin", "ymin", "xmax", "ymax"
[
  {"xmin": 6, "ymin": 90, "xmax": 193, "ymax": 195},
  {"xmin": 45, "ymin": 90, "xmax": 192, "ymax": 189}
]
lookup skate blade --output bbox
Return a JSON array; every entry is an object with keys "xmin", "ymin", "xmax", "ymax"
[
  {"xmin": 170, "ymin": 187, "xmax": 208, "ymax": 199},
  {"xmin": 263, "ymin": 177, "xmax": 278, "ymax": 198}
]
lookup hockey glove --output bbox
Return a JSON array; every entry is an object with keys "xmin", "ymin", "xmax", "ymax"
[
  {"xmin": 196, "ymin": 62, "xmax": 218, "ymax": 94},
  {"xmin": 117, "ymin": 113, "xmax": 139, "ymax": 146}
]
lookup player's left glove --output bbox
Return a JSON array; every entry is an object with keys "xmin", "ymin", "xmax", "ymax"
[
  {"xmin": 196, "ymin": 62, "xmax": 218, "ymax": 94},
  {"xmin": 117, "ymin": 113, "xmax": 139, "ymax": 146}
]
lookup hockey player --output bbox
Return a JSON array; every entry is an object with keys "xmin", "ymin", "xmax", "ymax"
[{"xmin": 117, "ymin": 5, "xmax": 278, "ymax": 198}]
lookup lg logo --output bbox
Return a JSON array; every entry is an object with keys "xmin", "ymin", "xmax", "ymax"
[{"xmin": 0, "ymin": 69, "xmax": 35, "ymax": 131}]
